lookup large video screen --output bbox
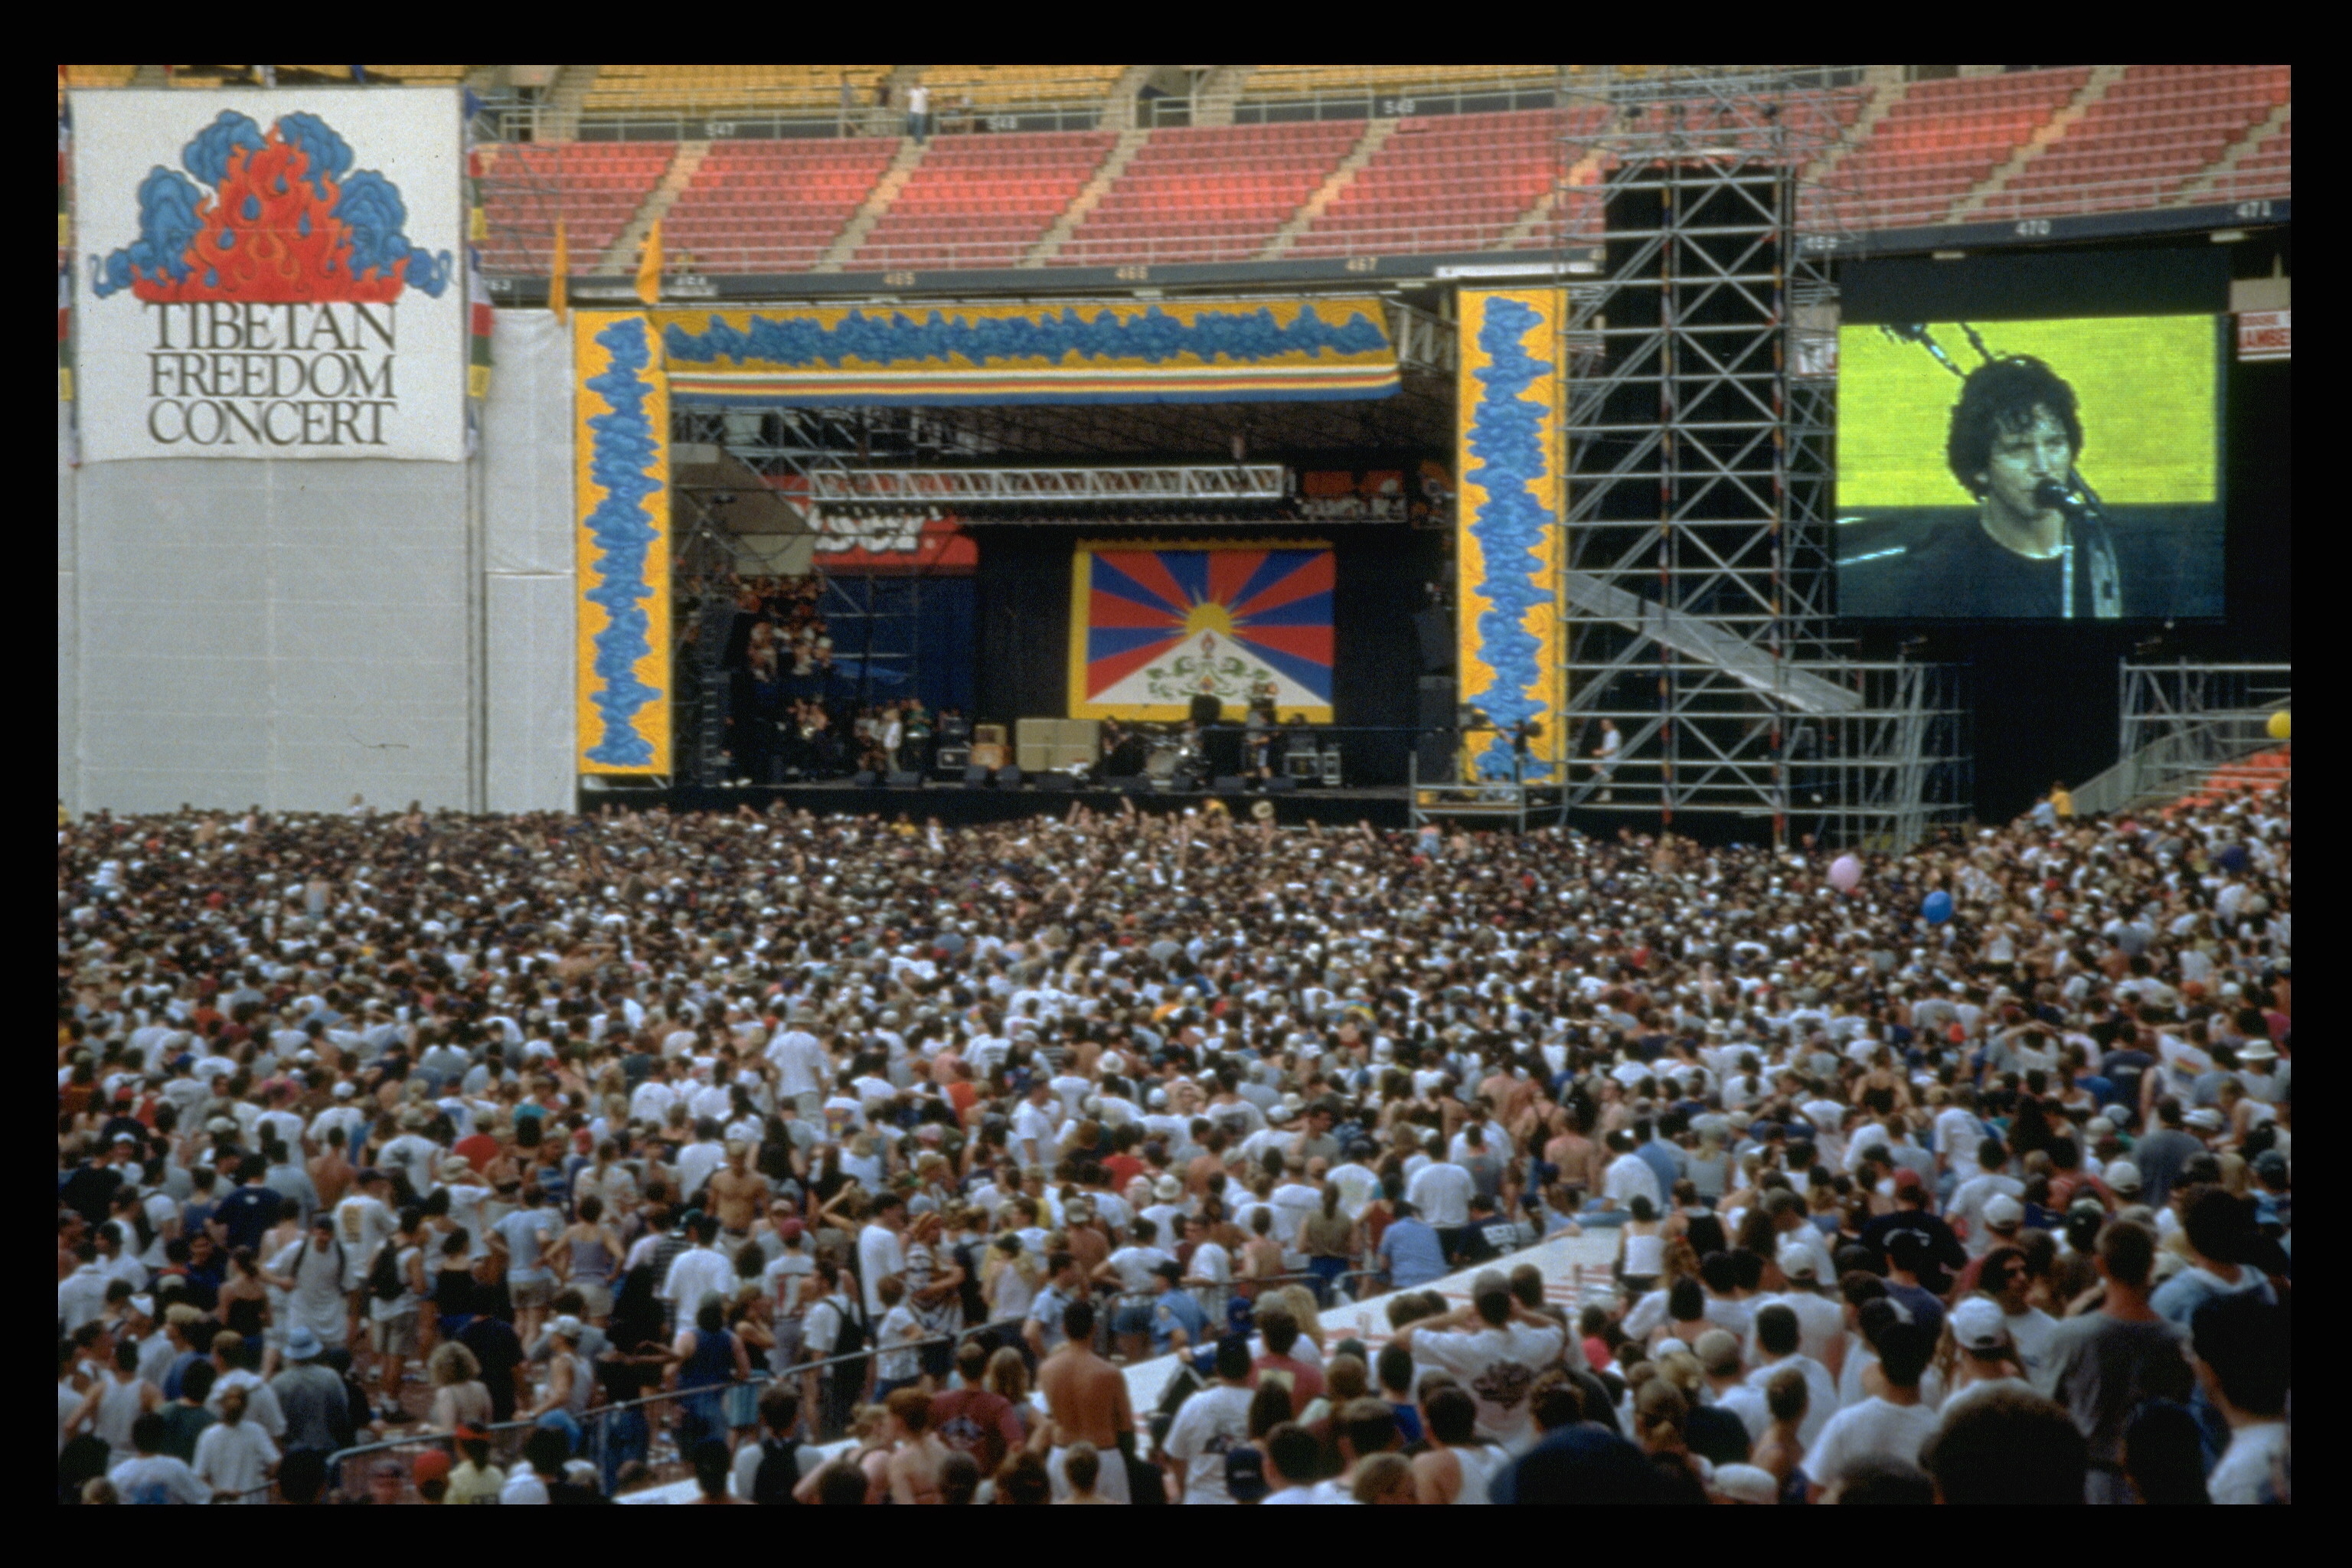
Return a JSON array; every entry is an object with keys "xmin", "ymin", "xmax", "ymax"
[{"xmin": 1835, "ymin": 315, "xmax": 2223, "ymax": 619}]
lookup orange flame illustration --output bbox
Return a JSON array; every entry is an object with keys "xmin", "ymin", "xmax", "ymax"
[{"xmin": 136, "ymin": 131, "xmax": 407, "ymax": 303}]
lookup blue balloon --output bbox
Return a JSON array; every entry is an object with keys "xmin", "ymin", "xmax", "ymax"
[{"xmin": 1922, "ymin": 890, "xmax": 1954, "ymax": 925}]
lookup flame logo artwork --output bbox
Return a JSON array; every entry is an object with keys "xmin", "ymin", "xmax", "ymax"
[{"xmin": 90, "ymin": 109, "xmax": 450, "ymax": 303}]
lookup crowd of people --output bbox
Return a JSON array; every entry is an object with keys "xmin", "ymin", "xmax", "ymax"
[{"xmin": 56, "ymin": 771, "xmax": 2288, "ymax": 1504}]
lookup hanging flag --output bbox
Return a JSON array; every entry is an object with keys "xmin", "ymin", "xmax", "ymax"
[
  {"xmin": 635, "ymin": 217, "xmax": 662, "ymax": 306},
  {"xmin": 550, "ymin": 220, "xmax": 570, "ymax": 323},
  {"xmin": 469, "ymin": 247, "xmax": 493, "ymax": 400},
  {"xmin": 466, "ymin": 148, "xmax": 490, "ymax": 243},
  {"xmin": 58, "ymin": 263, "xmax": 74, "ymax": 403}
]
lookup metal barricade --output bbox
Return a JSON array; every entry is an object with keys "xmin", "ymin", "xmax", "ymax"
[{"xmin": 316, "ymin": 1314, "xmax": 1031, "ymax": 1502}]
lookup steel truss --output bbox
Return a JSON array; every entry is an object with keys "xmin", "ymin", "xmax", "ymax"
[
  {"xmin": 806, "ymin": 464, "xmax": 1288, "ymax": 508},
  {"xmin": 2069, "ymin": 662, "xmax": 2293, "ymax": 815},
  {"xmin": 1547, "ymin": 68, "xmax": 1971, "ymax": 848}
]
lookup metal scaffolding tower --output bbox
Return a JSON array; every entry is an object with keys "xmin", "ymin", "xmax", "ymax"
[{"xmin": 1547, "ymin": 67, "xmax": 1971, "ymax": 848}]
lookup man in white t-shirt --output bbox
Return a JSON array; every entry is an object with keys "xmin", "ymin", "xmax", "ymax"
[
  {"xmin": 1160, "ymin": 1338, "xmax": 1258, "ymax": 1504},
  {"xmin": 108, "ymin": 1413, "xmax": 211, "ymax": 1504},
  {"xmin": 1806, "ymin": 1318, "xmax": 1939, "ymax": 1500},
  {"xmin": 856, "ymin": 1195, "xmax": 908, "ymax": 1318},
  {"xmin": 662, "ymin": 1214, "xmax": 739, "ymax": 1323},
  {"xmin": 1600, "ymin": 1131, "xmax": 1661, "ymax": 1212},
  {"xmin": 1393, "ymin": 1276, "xmax": 1566, "ymax": 1454},
  {"xmin": 333, "ymin": 1171, "xmax": 399, "ymax": 1293},
  {"xmin": 1745, "ymin": 1302, "xmax": 1838, "ymax": 1449},
  {"xmin": 765, "ymin": 1020, "xmax": 831, "ymax": 1116},
  {"xmin": 2191, "ymin": 1289, "xmax": 2288, "ymax": 1505},
  {"xmin": 1405, "ymin": 1155, "xmax": 1473, "ymax": 1261},
  {"xmin": 1012, "ymin": 1080, "xmax": 1060, "ymax": 1168},
  {"xmin": 1946, "ymin": 1138, "xmax": 2025, "ymax": 1257}
]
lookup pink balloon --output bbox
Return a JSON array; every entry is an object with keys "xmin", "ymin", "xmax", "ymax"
[{"xmin": 1829, "ymin": 854, "xmax": 1862, "ymax": 892}]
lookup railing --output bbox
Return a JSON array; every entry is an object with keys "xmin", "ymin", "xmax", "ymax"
[
  {"xmin": 1804, "ymin": 162, "xmax": 2290, "ymax": 237},
  {"xmin": 475, "ymin": 216, "xmax": 1566, "ymax": 281},
  {"xmin": 308, "ymin": 1312, "xmax": 1031, "ymax": 1504}
]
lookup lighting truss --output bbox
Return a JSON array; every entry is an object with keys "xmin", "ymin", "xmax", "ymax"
[{"xmin": 805, "ymin": 464, "xmax": 1289, "ymax": 506}]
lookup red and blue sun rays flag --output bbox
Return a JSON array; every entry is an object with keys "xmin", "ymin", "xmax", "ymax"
[{"xmin": 1073, "ymin": 545, "xmax": 1334, "ymax": 719}]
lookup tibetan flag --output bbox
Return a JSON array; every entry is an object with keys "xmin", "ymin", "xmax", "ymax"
[
  {"xmin": 58, "ymin": 263, "xmax": 73, "ymax": 402},
  {"xmin": 1076, "ymin": 544, "xmax": 1334, "ymax": 719},
  {"xmin": 550, "ymin": 220, "xmax": 570, "ymax": 323},
  {"xmin": 635, "ymin": 218, "xmax": 662, "ymax": 306}
]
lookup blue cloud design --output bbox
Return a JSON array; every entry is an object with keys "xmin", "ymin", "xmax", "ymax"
[
  {"xmin": 662, "ymin": 302, "xmax": 1389, "ymax": 370},
  {"xmin": 335, "ymin": 168, "xmax": 451, "ymax": 296},
  {"xmin": 88, "ymin": 109, "xmax": 448, "ymax": 299},
  {"xmin": 88, "ymin": 165, "xmax": 204, "ymax": 298},
  {"xmin": 273, "ymin": 110, "xmax": 354, "ymax": 198},
  {"xmin": 181, "ymin": 110, "xmax": 264, "ymax": 188},
  {"xmin": 1464, "ymin": 297, "xmax": 1558, "ymax": 781},
  {"xmin": 581, "ymin": 317, "xmax": 665, "ymax": 769}
]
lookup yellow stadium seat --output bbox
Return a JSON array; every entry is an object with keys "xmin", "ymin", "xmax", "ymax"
[{"xmin": 583, "ymin": 64, "xmax": 892, "ymax": 118}]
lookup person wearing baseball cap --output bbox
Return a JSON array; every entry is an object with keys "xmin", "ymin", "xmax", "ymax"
[
  {"xmin": 443, "ymin": 1424, "xmax": 506, "ymax": 1504},
  {"xmin": 1711, "ymin": 1462, "xmax": 1780, "ymax": 1504},
  {"xmin": 1941, "ymin": 1297, "xmax": 2032, "ymax": 1417},
  {"xmin": 408, "ymin": 1446, "xmax": 452, "ymax": 1504}
]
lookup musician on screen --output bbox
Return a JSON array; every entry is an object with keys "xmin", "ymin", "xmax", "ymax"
[{"xmin": 1841, "ymin": 354, "xmax": 2122, "ymax": 619}]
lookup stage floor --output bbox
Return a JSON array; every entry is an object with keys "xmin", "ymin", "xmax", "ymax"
[{"xmin": 630, "ymin": 780, "xmax": 1424, "ymax": 827}]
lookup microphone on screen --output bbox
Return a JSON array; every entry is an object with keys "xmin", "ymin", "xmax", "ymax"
[{"xmin": 2034, "ymin": 479, "xmax": 2086, "ymax": 517}]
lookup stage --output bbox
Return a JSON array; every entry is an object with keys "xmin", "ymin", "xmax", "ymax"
[{"xmin": 619, "ymin": 779, "xmax": 1425, "ymax": 827}]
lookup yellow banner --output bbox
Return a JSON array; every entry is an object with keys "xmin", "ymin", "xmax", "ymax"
[
  {"xmin": 1456, "ymin": 289, "xmax": 1567, "ymax": 779},
  {"xmin": 573, "ymin": 310, "xmax": 671, "ymax": 775}
]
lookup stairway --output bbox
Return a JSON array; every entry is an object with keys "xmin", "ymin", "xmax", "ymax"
[
  {"xmin": 1258, "ymin": 117, "xmax": 1396, "ymax": 258},
  {"xmin": 1192, "ymin": 66, "xmax": 1253, "ymax": 128},
  {"xmin": 600, "ymin": 141, "xmax": 710, "ymax": 273},
  {"xmin": 541, "ymin": 63, "xmax": 598, "ymax": 142},
  {"xmin": 1501, "ymin": 132, "xmax": 1614, "ymax": 249},
  {"xmin": 1950, "ymin": 64, "xmax": 2125, "ymax": 220},
  {"xmin": 1804, "ymin": 69, "xmax": 1909, "ymax": 191},
  {"xmin": 1024, "ymin": 126, "xmax": 1151, "ymax": 266},
  {"xmin": 2174, "ymin": 100, "xmax": 2292, "ymax": 204},
  {"xmin": 1100, "ymin": 64, "xmax": 1154, "ymax": 130},
  {"xmin": 818, "ymin": 137, "xmax": 929, "ymax": 271}
]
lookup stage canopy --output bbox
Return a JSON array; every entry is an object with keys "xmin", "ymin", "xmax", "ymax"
[{"xmin": 655, "ymin": 296, "xmax": 1400, "ymax": 407}]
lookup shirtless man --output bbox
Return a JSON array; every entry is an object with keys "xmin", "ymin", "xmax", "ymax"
[
  {"xmin": 1036, "ymin": 1298, "xmax": 1136, "ymax": 1503},
  {"xmin": 308, "ymin": 1127, "xmax": 355, "ymax": 1215},
  {"xmin": 884, "ymin": 1386, "xmax": 952, "ymax": 1504},
  {"xmin": 707, "ymin": 1142, "xmax": 769, "ymax": 1242}
]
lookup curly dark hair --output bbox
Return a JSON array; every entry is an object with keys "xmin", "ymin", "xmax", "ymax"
[{"xmin": 1945, "ymin": 354, "xmax": 2083, "ymax": 497}]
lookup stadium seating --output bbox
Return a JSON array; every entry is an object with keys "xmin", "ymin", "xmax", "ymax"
[
  {"xmin": 279, "ymin": 64, "xmax": 469, "ymax": 83},
  {"xmin": 1239, "ymin": 64, "xmax": 1560, "ymax": 103},
  {"xmin": 1054, "ymin": 119, "xmax": 1362, "ymax": 265},
  {"xmin": 477, "ymin": 142, "xmax": 675, "ymax": 274},
  {"xmin": 664, "ymin": 138, "xmax": 899, "ymax": 273},
  {"xmin": 1811, "ymin": 67, "xmax": 2090, "ymax": 230},
  {"xmin": 585, "ymin": 64, "xmax": 891, "ymax": 119},
  {"xmin": 910, "ymin": 64, "xmax": 1127, "ymax": 112},
  {"xmin": 81, "ymin": 65, "xmax": 2275, "ymax": 275},
  {"xmin": 850, "ymin": 130, "xmax": 1115, "ymax": 270},
  {"xmin": 1289, "ymin": 109, "xmax": 1571, "ymax": 257},
  {"xmin": 1983, "ymin": 63, "xmax": 2292, "ymax": 217},
  {"xmin": 2230, "ymin": 111, "xmax": 2291, "ymax": 194}
]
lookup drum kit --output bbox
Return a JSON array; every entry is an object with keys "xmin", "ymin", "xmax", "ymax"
[{"xmin": 1140, "ymin": 726, "xmax": 1202, "ymax": 784}]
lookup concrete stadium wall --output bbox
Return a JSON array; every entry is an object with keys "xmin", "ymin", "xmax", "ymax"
[{"xmin": 57, "ymin": 310, "xmax": 577, "ymax": 817}]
